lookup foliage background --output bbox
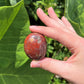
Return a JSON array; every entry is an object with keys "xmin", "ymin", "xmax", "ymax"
[{"xmin": 0, "ymin": 0, "xmax": 84, "ymax": 84}]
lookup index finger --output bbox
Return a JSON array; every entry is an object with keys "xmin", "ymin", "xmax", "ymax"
[{"xmin": 30, "ymin": 25, "xmax": 81, "ymax": 53}]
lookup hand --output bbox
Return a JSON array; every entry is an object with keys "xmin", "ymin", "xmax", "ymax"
[{"xmin": 29, "ymin": 7, "xmax": 84, "ymax": 84}]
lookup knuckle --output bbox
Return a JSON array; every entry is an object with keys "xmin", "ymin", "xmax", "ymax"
[{"xmin": 40, "ymin": 58, "xmax": 53, "ymax": 69}]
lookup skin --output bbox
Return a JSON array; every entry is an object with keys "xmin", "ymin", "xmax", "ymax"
[{"xmin": 29, "ymin": 7, "xmax": 84, "ymax": 84}]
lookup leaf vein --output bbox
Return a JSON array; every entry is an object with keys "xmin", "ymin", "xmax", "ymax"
[
  {"xmin": 1, "ymin": 75, "xmax": 6, "ymax": 84},
  {"xmin": 16, "ymin": 77, "xmax": 23, "ymax": 84}
]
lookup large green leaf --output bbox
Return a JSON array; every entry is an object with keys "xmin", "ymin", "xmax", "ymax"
[
  {"xmin": 0, "ymin": 60, "xmax": 51, "ymax": 84},
  {"xmin": 65, "ymin": 0, "xmax": 84, "ymax": 37},
  {"xmin": 0, "ymin": 0, "xmax": 52, "ymax": 84},
  {"xmin": 0, "ymin": 0, "xmax": 29, "ymax": 68},
  {"xmin": 0, "ymin": 0, "xmax": 23, "ymax": 40}
]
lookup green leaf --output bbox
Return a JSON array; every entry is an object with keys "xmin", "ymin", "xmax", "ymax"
[
  {"xmin": 65, "ymin": 0, "xmax": 84, "ymax": 37},
  {"xmin": 0, "ymin": 0, "xmax": 52, "ymax": 83},
  {"xmin": 0, "ymin": 0, "xmax": 23, "ymax": 40},
  {"xmin": 0, "ymin": 0, "xmax": 10, "ymax": 6},
  {"xmin": 0, "ymin": 60, "xmax": 51, "ymax": 84},
  {"xmin": 0, "ymin": 0, "xmax": 30, "ymax": 68},
  {"xmin": 24, "ymin": 0, "xmax": 32, "ymax": 5}
]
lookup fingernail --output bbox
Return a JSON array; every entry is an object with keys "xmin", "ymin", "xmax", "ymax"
[
  {"xmin": 29, "ymin": 26, "xmax": 37, "ymax": 29},
  {"xmin": 38, "ymin": 8, "xmax": 41, "ymax": 10},
  {"xmin": 37, "ymin": 8, "xmax": 44, "ymax": 13},
  {"xmin": 48, "ymin": 7, "xmax": 54, "ymax": 11},
  {"xmin": 30, "ymin": 60, "xmax": 40, "ymax": 68},
  {"xmin": 49, "ymin": 7, "xmax": 53, "ymax": 9}
]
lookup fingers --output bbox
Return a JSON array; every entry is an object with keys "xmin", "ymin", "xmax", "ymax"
[
  {"xmin": 37, "ymin": 7, "xmax": 76, "ymax": 34},
  {"xmin": 48, "ymin": 7, "xmax": 64, "ymax": 26},
  {"xmin": 30, "ymin": 58, "xmax": 71, "ymax": 78},
  {"xmin": 48, "ymin": 7, "xmax": 58, "ymax": 20},
  {"xmin": 30, "ymin": 25, "xmax": 80, "ymax": 53},
  {"xmin": 36, "ymin": 8, "xmax": 52, "ymax": 26},
  {"xmin": 61, "ymin": 16, "xmax": 76, "ymax": 33},
  {"xmin": 36, "ymin": 8, "xmax": 63, "ymax": 29},
  {"xmin": 30, "ymin": 7, "xmax": 81, "ymax": 53}
]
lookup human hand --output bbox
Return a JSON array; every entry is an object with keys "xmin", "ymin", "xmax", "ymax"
[{"xmin": 29, "ymin": 7, "xmax": 84, "ymax": 84}]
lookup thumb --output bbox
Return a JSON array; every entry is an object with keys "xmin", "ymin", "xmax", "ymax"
[{"xmin": 30, "ymin": 57, "xmax": 71, "ymax": 78}]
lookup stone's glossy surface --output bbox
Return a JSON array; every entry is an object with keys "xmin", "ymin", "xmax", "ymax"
[{"xmin": 24, "ymin": 33, "xmax": 47, "ymax": 59}]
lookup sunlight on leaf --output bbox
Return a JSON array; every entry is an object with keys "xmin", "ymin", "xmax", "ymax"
[{"xmin": 9, "ymin": 0, "xmax": 17, "ymax": 5}]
